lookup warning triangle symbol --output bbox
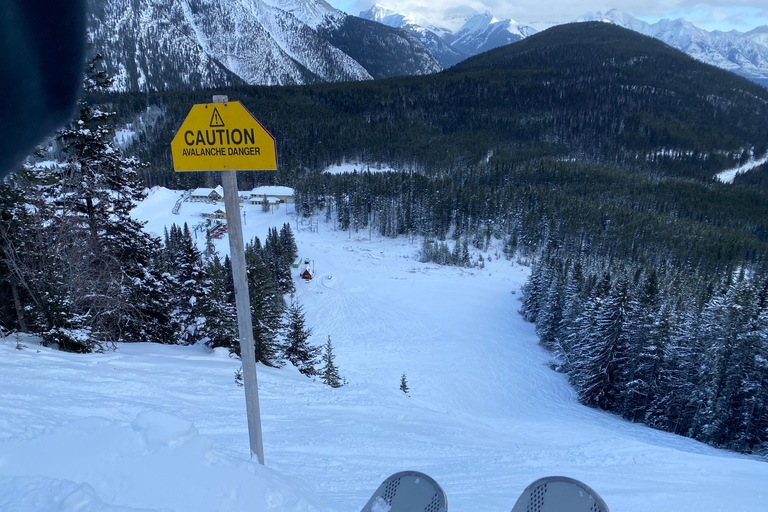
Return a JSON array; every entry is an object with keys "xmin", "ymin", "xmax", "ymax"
[{"xmin": 210, "ymin": 107, "xmax": 225, "ymax": 127}]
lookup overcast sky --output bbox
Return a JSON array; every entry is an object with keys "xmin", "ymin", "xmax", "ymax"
[{"xmin": 326, "ymin": 0, "xmax": 768, "ymax": 33}]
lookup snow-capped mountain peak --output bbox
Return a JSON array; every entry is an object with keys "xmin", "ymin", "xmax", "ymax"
[
  {"xmin": 575, "ymin": 9, "xmax": 651, "ymax": 33},
  {"xmin": 360, "ymin": 4, "xmax": 537, "ymax": 67},
  {"xmin": 446, "ymin": 11, "xmax": 537, "ymax": 55},
  {"xmin": 359, "ymin": 4, "xmax": 469, "ymax": 67},
  {"xmin": 456, "ymin": 11, "xmax": 500, "ymax": 35},
  {"xmin": 745, "ymin": 25, "xmax": 768, "ymax": 47},
  {"xmin": 362, "ymin": 4, "xmax": 413, "ymax": 28},
  {"xmin": 260, "ymin": 0, "xmax": 342, "ymax": 29}
]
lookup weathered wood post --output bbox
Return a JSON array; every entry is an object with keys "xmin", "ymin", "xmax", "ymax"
[{"xmin": 216, "ymin": 95, "xmax": 265, "ymax": 465}]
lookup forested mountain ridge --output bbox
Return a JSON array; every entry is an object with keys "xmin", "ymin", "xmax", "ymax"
[
  {"xmin": 111, "ymin": 22, "xmax": 768, "ymax": 188},
  {"xmin": 448, "ymin": 22, "xmax": 768, "ymax": 174}
]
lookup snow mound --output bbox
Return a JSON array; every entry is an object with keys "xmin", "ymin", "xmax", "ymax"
[
  {"xmin": 131, "ymin": 410, "xmax": 198, "ymax": 448},
  {"xmin": 0, "ymin": 413, "xmax": 328, "ymax": 512},
  {"xmin": 0, "ymin": 477, "xmax": 152, "ymax": 512}
]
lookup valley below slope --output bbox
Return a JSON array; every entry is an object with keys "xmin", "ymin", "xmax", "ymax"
[{"xmin": 1, "ymin": 190, "xmax": 766, "ymax": 512}]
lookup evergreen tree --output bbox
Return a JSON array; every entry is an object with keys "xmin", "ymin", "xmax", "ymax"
[
  {"xmin": 279, "ymin": 223, "xmax": 299, "ymax": 264},
  {"xmin": 242, "ymin": 237, "xmax": 285, "ymax": 366},
  {"xmin": 554, "ymin": 260, "xmax": 586, "ymax": 373},
  {"xmin": 535, "ymin": 258, "xmax": 568, "ymax": 351},
  {"xmin": 320, "ymin": 335, "xmax": 344, "ymax": 388},
  {"xmin": 283, "ymin": 299, "xmax": 320, "ymax": 376},
  {"xmin": 167, "ymin": 223, "xmax": 206, "ymax": 345},
  {"xmin": 400, "ymin": 373, "xmax": 410, "ymax": 394},
  {"xmin": 521, "ymin": 258, "xmax": 550, "ymax": 323},
  {"xmin": 203, "ymin": 228, "xmax": 216, "ymax": 262},
  {"xmin": 200, "ymin": 255, "xmax": 238, "ymax": 350},
  {"xmin": 263, "ymin": 226, "xmax": 294, "ymax": 294},
  {"xmin": 569, "ymin": 272, "xmax": 632, "ymax": 410},
  {"xmin": 0, "ymin": 56, "xmax": 173, "ymax": 351}
]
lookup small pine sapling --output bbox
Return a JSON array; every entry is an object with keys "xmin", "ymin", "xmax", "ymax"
[
  {"xmin": 234, "ymin": 366, "xmax": 243, "ymax": 387},
  {"xmin": 400, "ymin": 373, "xmax": 410, "ymax": 395},
  {"xmin": 320, "ymin": 335, "xmax": 344, "ymax": 388}
]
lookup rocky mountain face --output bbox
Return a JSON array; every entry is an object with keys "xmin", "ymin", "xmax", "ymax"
[
  {"xmin": 442, "ymin": 12, "xmax": 537, "ymax": 56},
  {"xmin": 577, "ymin": 10, "xmax": 768, "ymax": 88},
  {"xmin": 359, "ymin": 4, "xmax": 468, "ymax": 67},
  {"xmin": 359, "ymin": 5, "xmax": 537, "ymax": 67},
  {"xmin": 86, "ymin": 0, "xmax": 442, "ymax": 92}
]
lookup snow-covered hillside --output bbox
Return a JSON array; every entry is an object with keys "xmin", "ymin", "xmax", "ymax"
[
  {"xmin": 1, "ymin": 187, "xmax": 767, "ymax": 511},
  {"xmin": 87, "ymin": 0, "xmax": 369, "ymax": 90}
]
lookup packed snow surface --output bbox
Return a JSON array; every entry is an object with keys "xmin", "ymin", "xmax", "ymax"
[{"xmin": 1, "ymin": 188, "xmax": 767, "ymax": 511}]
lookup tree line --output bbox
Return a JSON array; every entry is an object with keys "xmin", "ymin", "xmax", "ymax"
[{"xmin": 521, "ymin": 251, "xmax": 768, "ymax": 455}]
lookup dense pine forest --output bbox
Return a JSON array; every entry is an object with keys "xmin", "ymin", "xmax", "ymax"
[{"xmin": 2, "ymin": 23, "xmax": 768, "ymax": 454}]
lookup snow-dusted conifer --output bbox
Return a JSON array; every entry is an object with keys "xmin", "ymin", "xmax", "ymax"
[
  {"xmin": 0, "ymin": 56, "xmax": 173, "ymax": 351},
  {"xmin": 241, "ymin": 237, "xmax": 285, "ymax": 366},
  {"xmin": 280, "ymin": 223, "xmax": 299, "ymax": 263},
  {"xmin": 167, "ymin": 223, "xmax": 206, "ymax": 345},
  {"xmin": 283, "ymin": 300, "xmax": 319, "ymax": 376},
  {"xmin": 200, "ymin": 255, "xmax": 238, "ymax": 350},
  {"xmin": 320, "ymin": 336, "xmax": 344, "ymax": 388}
]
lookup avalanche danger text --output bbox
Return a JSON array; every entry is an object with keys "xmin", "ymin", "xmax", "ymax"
[{"xmin": 181, "ymin": 129, "xmax": 261, "ymax": 157}]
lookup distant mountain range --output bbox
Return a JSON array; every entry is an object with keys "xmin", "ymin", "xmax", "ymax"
[
  {"xmin": 86, "ymin": 0, "xmax": 768, "ymax": 91},
  {"xmin": 86, "ymin": 0, "xmax": 442, "ymax": 92},
  {"xmin": 361, "ymin": 4, "xmax": 768, "ymax": 88},
  {"xmin": 576, "ymin": 10, "xmax": 768, "ymax": 88}
]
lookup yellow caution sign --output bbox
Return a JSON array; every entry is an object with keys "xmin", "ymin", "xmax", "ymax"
[{"xmin": 171, "ymin": 101, "xmax": 277, "ymax": 171}]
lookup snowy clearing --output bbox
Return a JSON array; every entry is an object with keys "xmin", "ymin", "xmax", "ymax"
[
  {"xmin": 1, "ymin": 188, "xmax": 766, "ymax": 512},
  {"xmin": 715, "ymin": 151, "xmax": 768, "ymax": 183},
  {"xmin": 324, "ymin": 163, "xmax": 400, "ymax": 175}
]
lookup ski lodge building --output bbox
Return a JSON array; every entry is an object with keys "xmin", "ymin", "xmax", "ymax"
[
  {"xmin": 249, "ymin": 186, "xmax": 294, "ymax": 205},
  {"xmin": 190, "ymin": 186, "xmax": 224, "ymax": 202},
  {"xmin": 190, "ymin": 185, "xmax": 294, "ymax": 205},
  {"xmin": 201, "ymin": 209, "xmax": 227, "ymax": 220}
]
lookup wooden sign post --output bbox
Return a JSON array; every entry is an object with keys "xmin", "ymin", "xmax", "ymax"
[{"xmin": 171, "ymin": 95, "xmax": 277, "ymax": 465}]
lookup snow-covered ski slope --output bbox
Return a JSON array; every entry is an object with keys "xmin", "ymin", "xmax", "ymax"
[
  {"xmin": 715, "ymin": 151, "xmax": 768, "ymax": 183},
  {"xmin": 1, "ymin": 187, "xmax": 766, "ymax": 512}
]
